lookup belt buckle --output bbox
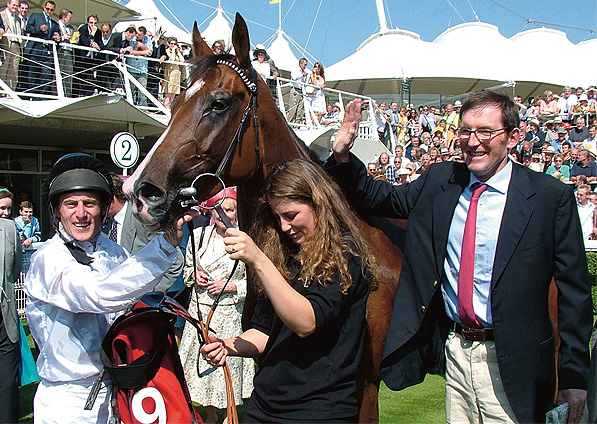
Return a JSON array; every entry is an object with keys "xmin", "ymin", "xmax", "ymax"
[{"xmin": 461, "ymin": 327, "xmax": 479, "ymax": 342}]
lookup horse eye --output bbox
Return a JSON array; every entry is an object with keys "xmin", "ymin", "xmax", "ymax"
[{"xmin": 210, "ymin": 98, "xmax": 230, "ymax": 111}]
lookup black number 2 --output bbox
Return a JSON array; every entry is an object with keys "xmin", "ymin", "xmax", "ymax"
[{"xmin": 121, "ymin": 140, "xmax": 132, "ymax": 161}]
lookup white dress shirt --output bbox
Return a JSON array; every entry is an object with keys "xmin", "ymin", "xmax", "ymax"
[{"xmin": 442, "ymin": 160, "xmax": 513, "ymax": 327}]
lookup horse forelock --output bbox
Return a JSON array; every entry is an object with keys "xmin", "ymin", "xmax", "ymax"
[{"xmin": 189, "ymin": 53, "xmax": 238, "ymax": 84}]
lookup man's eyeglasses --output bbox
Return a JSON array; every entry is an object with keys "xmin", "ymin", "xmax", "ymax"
[
  {"xmin": 457, "ymin": 127, "xmax": 507, "ymax": 141},
  {"xmin": 45, "ymin": 7, "xmax": 55, "ymax": 12}
]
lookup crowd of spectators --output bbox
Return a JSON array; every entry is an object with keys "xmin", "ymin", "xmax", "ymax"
[
  {"xmin": 0, "ymin": 0, "xmax": 194, "ymax": 108},
  {"xmin": 368, "ymin": 86, "xmax": 597, "ymax": 245}
]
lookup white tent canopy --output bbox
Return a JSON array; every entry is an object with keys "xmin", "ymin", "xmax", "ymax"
[
  {"xmin": 199, "ymin": 7, "xmax": 233, "ymax": 52},
  {"xmin": 326, "ymin": 21, "xmax": 597, "ymax": 100},
  {"xmin": 115, "ymin": 0, "xmax": 192, "ymax": 44},
  {"xmin": 265, "ymin": 30, "xmax": 299, "ymax": 72}
]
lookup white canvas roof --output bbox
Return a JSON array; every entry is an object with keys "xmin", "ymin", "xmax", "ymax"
[
  {"xmin": 266, "ymin": 30, "xmax": 299, "ymax": 72},
  {"xmin": 326, "ymin": 21, "xmax": 597, "ymax": 100},
  {"xmin": 114, "ymin": 0, "xmax": 192, "ymax": 44},
  {"xmin": 509, "ymin": 28, "xmax": 585, "ymax": 88},
  {"xmin": 200, "ymin": 7, "xmax": 233, "ymax": 52}
]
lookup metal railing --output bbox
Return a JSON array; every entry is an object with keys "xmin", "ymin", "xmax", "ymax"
[
  {"xmin": 269, "ymin": 76, "xmax": 397, "ymax": 151},
  {"xmin": 0, "ymin": 33, "xmax": 188, "ymax": 116},
  {"xmin": 15, "ymin": 275, "xmax": 26, "ymax": 319},
  {"xmin": 0, "ymin": 34, "xmax": 396, "ymax": 157}
]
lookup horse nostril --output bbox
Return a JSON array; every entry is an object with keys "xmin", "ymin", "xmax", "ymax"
[{"xmin": 139, "ymin": 183, "xmax": 165, "ymax": 204}]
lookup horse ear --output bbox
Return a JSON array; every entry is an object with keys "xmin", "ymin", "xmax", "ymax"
[
  {"xmin": 192, "ymin": 21, "xmax": 213, "ymax": 58},
  {"xmin": 231, "ymin": 13, "xmax": 251, "ymax": 70}
]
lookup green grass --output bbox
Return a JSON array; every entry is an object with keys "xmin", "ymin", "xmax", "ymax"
[
  {"xmin": 379, "ymin": 376, "xmax": 445, "ymax": 423},
  {"xmin": 18, "ymin": 383, "xmax": 35, "ymax": 423}
]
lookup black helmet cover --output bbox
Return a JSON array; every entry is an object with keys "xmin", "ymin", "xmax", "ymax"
[{"xmin": 48, "ymin": 153, "xmax": 114, "ymax": 210}]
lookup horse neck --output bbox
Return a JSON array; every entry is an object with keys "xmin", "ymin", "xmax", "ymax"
[
  {"xmin": 254, "ymin": 88, "xmax": 311, "ymax": 174},
  {"xmin": 237, "ymin": 88, "xmax": 310, "ymax": 231}
]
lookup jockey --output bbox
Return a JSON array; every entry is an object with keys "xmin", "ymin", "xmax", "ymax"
[{"xmin": 24, "ymin": 153, "xmax": 195, "ymax": 423}]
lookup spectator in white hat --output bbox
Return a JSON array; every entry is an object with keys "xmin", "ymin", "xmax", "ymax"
[{"xmin": 542, "ymin": 145, "xmax": 556, "ymax": 172}]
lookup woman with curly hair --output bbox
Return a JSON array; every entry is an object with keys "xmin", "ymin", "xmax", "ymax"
[{"xmin": 201, "ymin": 159, "xmax": 374, "ymax": 423}]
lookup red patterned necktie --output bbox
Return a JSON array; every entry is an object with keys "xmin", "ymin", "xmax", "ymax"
[{"xmin": 458, "ymin": 182, "xmax": 487, "ymax": 328}]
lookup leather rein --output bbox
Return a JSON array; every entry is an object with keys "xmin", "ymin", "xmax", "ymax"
[{"xmin": 177, "ymin": 58, "xmax": 261, "ymax": 424}]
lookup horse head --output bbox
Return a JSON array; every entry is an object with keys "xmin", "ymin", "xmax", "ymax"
[{"xmin": 124, "ymin": 13, "xmax": 295, "ymax": 228}]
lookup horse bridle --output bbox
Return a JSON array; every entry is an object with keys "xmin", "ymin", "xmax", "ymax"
[
  {"xmin": 175, "ymin": 58, "xmax": 262, "ymax": 424},
  {"xmin": 179, "ymin": 58, "xmax": 261, "ymax": 214},
  {"xmin": 178, "ymin": 57, "xmax": 261, "ymax": 326}
]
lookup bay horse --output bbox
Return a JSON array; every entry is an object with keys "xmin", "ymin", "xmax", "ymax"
[{"xmin": 123, "ymin": 13, "xmax": 403, "ymax": 423}]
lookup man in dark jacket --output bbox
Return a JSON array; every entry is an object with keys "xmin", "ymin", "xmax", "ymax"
[
  {"xmin": 325, "ymin": 90, "xmax": 591, "ymax": 423},
  {"xmin": 25, "ymin": 0, "xmax": 60, "ymax": 95}
]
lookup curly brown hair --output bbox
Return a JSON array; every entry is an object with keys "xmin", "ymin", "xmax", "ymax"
[{"xmin": 250, "ymin": 159, "xmax": 376, "ymax": 294}]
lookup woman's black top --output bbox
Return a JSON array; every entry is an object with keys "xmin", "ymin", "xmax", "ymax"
[{"xmin": 244, "ymin": 250, "xmax": 370, "ymax": 422}]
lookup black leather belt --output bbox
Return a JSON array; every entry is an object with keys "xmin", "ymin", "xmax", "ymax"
[{"xmin": 452, "ymin": 321, "xmax": 494, "ymax": 342}]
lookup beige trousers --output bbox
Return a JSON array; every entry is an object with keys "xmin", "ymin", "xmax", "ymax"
[
  {"xmin": 445, "ymin": 330, "xmax": 518, "ymax": 423},
  {"xmin": 0, "ymin": 40, "xmax": 21, "ymax": 90}
]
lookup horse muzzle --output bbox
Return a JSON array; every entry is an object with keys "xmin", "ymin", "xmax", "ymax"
[{"xmin": 125, "ymin": 179, "xmax": 172, "ymax": 227}]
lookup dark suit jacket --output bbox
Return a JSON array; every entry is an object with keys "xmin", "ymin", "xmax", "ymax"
[
  {"xmin": 0, "ymin": 219, "xmax": 22, "ymax": 343},
  {"xmin": 77, "ymin": 23, "xmax": 101, "ymax": 47},
  {"xmin": 25, "ymin": 13, "xmax": 60, "ymax": 57},
  {"xmin": 102, "ymin": 203, "xmax": 184, "ymax": 293},
  {"xmin": 76, "ymin": 23, "xmax": 101, "ymax": 60},
  {"xmin": 325, "ymin": 155, "xmax": 591, "ymax": 423},
  {"xmin": 97, "ymin": 32, "xmax": 123, "ymax": 64},
  {"xmin": 98, "ymin": 32, "xmax": 122, "ymax": 53}
]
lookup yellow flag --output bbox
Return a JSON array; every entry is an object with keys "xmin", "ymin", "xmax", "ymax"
[{"xmin": 269, "ymin": 0, "xmax": 280, "ymax": 4}]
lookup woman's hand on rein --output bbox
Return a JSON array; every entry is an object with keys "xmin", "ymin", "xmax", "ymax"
[
  {"xmin": 200, "ymin": 334, "xmax": 227, "ymax": 367},
  {"xmin": 206, "ymin": 280, "xmax": 230, "ymax": 296},
  {"xmin": 194, "ymin": 270, "xmax": 209, "ymax": 287},
  {"xmin": 223, "ymin": 228, "xmax": 265, "ymax": 266}
]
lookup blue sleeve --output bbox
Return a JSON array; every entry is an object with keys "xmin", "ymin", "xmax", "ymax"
[
  {"xmin": 13, "ymin": 217, "xmax": 24, "ymax": 237},
  {"xmin": 32, "ymin": 217, "xmax": 41, "ymax": 242}
]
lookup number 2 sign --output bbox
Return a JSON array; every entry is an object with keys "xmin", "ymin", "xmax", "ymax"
[{"xmin": 110, "ymin": 132, "xmax": 140, "ymax": 170}]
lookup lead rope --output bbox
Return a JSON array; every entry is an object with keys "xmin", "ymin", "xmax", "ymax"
[{"xmin": 188, "ymin": 219, "xmax": 240, "ymax": 424}]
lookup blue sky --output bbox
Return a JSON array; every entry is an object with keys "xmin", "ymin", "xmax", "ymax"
[{"xmin": 147, "ymin": 0, "xmax": 597, "ymax": 66}]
